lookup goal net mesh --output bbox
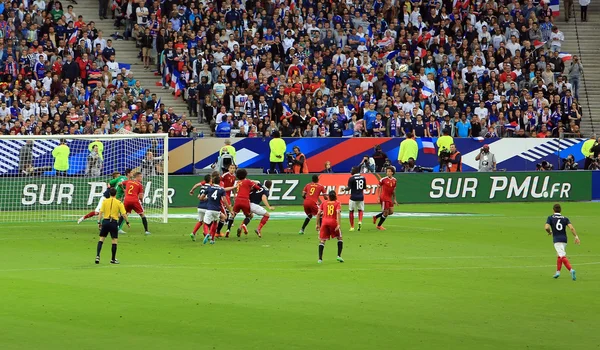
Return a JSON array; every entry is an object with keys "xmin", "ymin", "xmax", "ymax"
[{"xmin": 0, "ymin": 133, "xmax": 167, "ymax": 224}]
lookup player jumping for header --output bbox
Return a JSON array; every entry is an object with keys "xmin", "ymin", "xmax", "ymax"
[
  {"xmin": 345, "ymin": 167, "xmax": 366, "ymax": 231},
  {"xmin": 316, "ymin": 190, "xmax": 344, "ymax": 264},
  {"xmin": 199, "ymin": 174, "xmax": 231, "ymax": 244},
  {"xmin": 299, "ymin": 175, "xmax": 327, "ymax": 234},
  {"xmin": 122, "ymin": 172, "xmax": 151, "ymax": 235},
  {"xmin": 77, "ymin": 169, "xmax": 131, "ymax": 231},
  {"xmin": 222, "ymin": 164, "xmax": 238, "ymax": 237},
  {"xmin": 545, "ymin": 203, "xmax": 580, "ymax": 280},
  {"xmin": 240, "ymin": 180, "xmax": 275, "ymax": 238},
  {"xmin": 373, "ymin": 166, "xmax": 397, "ymax": 230}
]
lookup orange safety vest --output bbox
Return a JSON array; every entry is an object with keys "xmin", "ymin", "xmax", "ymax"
[
  {"xmin": 447, "ymin": 151, "xmax": 462, "ymax": 172},
  {"xmin": 293, "ymin": 153, "xmax": 309, "ymax": 174}
]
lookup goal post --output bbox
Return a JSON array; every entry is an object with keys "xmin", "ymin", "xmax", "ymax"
[{"xmin": 0, "ymin": 133, "xmax": 169, "ymax": 224}]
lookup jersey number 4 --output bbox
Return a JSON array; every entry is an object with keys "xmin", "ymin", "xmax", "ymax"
[{"xmin": 211, "ymin": 191, "xmax": 219, "ymax": 200}]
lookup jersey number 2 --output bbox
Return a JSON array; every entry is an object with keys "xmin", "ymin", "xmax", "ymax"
[{"xmin": 128, "ymin": 185, "xmax": 134, "ymax": 195}]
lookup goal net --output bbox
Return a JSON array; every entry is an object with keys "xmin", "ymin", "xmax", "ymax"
[{"xmin": 0, "ymin": 133, "xmax": 169, "ymax": 224}]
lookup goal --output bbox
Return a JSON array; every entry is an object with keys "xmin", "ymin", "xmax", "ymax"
[{"xmin": 0, "ymin": 133, "xmax": 169, "ymax": 223}]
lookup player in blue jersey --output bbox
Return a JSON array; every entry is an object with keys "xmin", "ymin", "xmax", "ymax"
[
  {"xmin": 199, "ymin": 175, "xmax": 229, "ymax": 245},
  {"xmin": 344, "ymin": 167, "xmax": 366, "ymax": 232},
  {"xmin": 545, "ymin": 204, "xmax": 580, "ymax": 280},
  {"xmin": 189, "ymin": 174, "xmax": 212, "ymax": 241},
  {"xmin": 240, "ymin": 180, "xmax": 275, "ymax": 238}
]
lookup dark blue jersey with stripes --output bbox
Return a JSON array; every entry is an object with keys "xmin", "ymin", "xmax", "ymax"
[
  {"xmin": 347, "ymin": 174, "xmax": 366, "ymax": 201},
  {"xmin": 546, "ymin": 214, "xmax": 571, "ymax": 243}
]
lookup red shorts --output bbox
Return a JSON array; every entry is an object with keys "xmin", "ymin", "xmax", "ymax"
[
  {"xmin": 124, "ymin": 200, "xmax": 144, "ymax": 214},
  {"xmin": 381, "ymin": 200, "xmax": 393, "ymax": 211},
  {"xmin": 319, "ymin": 222, "xmax": 341, "ymax": 240},
  {"xmin": 303, "ymin": 201, "xmax": 318, "ymax": 216},
  {"xmin": 233, "ymin": 198, "xmax": 251, "ymax": 216}
]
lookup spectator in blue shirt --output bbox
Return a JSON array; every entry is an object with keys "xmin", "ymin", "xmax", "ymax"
[{"xmin": 456, "ymin": 115, "xmax": 472, "ymax": 138}]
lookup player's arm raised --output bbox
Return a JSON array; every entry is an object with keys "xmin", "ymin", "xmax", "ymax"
[
  {"xmin": 189, "ymin": 182, "xmax": 203, "ymax": 195},
  {"xmin": 568, "ymin": 223, "xmax": 580, "ymax": 245},
  {"xmin": 262, "ymin": 194, "xmax": 275, "ymax": 211}
]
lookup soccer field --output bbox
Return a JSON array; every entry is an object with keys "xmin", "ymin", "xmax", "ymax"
[{"xmin": 1, "ymin": 203, "xmax": 599, "ymax": 350}]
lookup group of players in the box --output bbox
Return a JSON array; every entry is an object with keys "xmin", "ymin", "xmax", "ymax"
[{"xmin": 80, "ymin": 163, "xmax": 583, "ymax": 277}]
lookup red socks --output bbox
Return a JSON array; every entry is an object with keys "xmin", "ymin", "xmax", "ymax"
[
  {"xmin": 349, "ymin": 211, "xmax": 355, "ymax": 226},
  {"xmin": 557, "ymin": 257, "xmax": 563, "ymax": 271},
  {"xmin": 562, "ymin": 257, "xmax": 572, "ymax": 271},
  {"xmin": 258, "ymin": 216, "xmax": 269, "ymax": 230},
  {"xmin": 192, "ymin": 222, "xmax": 202, "ymax": 234},
  {"xmin": 84, "ymin": 211, "xmax": 96, "ymax": 219},
  {"xmin": 209, "ymin": 222, "xmax": 218, "ymax": 239},
  {"xmin": 202, "ymin": 223, "xmax": 209, "ymax": 236},
  {"xmin": 358, "ymin": 210, "xmax": 363, "ymax": 222}
]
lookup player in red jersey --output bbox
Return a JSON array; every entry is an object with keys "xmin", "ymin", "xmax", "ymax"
[
  {"xmin": 232, "ymin": 168, "xmax": 262, "ymax": 237},
  {"xmin": 373, "ymin": 166, "xmax": 398, "ymax": 230},
  {"xmin": 222, "ymin": 164, "xmax": 238, "ymax": 236},
  {"xmin": 122, "ymin": 172, "xmax": 151, "ymax": 235},
  {"xmin": 316, "ymin": 190, "xmax": 344, "ymax": 264},
  {"xmin": 299, "ymin": 174, "xmax": 327, "ymax": 234}
]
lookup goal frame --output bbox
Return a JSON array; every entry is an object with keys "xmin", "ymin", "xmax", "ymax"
[{"xmin": 3, "ymin": 133, "xmax": 169, "ymax": 223}]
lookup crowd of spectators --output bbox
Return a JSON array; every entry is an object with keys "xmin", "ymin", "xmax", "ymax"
[
  {"xmin": 0, "ymin": 0, "xmax": 192, "ymax": 137},
  {"xmin": 0, "ymin": 0, "xmax": 586, "ymax": 139}
]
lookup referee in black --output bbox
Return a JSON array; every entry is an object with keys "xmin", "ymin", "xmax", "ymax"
[{"xmin": 96, "ymin": 188, "xmax": 130, "ymax": 264}]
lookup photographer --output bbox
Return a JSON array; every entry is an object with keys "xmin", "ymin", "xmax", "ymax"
[
  {"xmin": 443, "ymin": 144, "xmax": 462, "ymax": 172},
  {"xmin": 372, "ymin": 145, "xmax": 389, "ymax": 172},
  {"xmin": 536, "ymin": 160, "xmax": 554, "ymax": 171},
  {"xmin": 437, "ymin": 129, "xmax": 454, "ymax": 172},
  {"xmin": 401, "ymin": 158, "xmax": 434, "ymax": 173},
  {"xmin": 561, "ymin": 155, "xmax": 579, "ymax": 170},
  {"xmin": 475, "ymin": 144, "xmax": 496, "ymax": 172},
  {"xmin": 359, "ymin": 155, "xmax": 376, "ymax": 173},
  {"xmin": 291, "ymin": 146, "xmax": 309, "ymax": 174}
]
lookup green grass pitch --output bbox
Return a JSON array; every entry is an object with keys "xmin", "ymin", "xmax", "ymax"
[{"xmin": 1, "ymin": 202, "xmax": 599, "ymax": 350}]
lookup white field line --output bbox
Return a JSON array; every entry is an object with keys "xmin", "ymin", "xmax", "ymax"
[{"xmin": 0, "ymin": 261, "xmax": 599, "ymax": 274}]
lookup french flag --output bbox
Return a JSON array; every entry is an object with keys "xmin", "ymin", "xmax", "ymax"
[
  {"xmin": 68, "ymin": 29, "xmax": 79, "ymax": 45},
  {"xmin": 421, "ymin": 137, "xmax": 436, "ymax": 154},
  {"xmin": 421, "ymin": 86, "xmax": 434, "ymax": 99},
  {"xmin": 533, "ymin": 40, "xmax": 546, "ymax": 49},
  {"xmin": 385, "ymin": 50, "xmax": 400, "ymax": 61},
  {"xmin": 282, "ymin": 102, "xmax": 292, "ymax": 116},
  {"xmin": 558, "ymin": 52, "xmax": 573, "ymax": 62},
  {"xmin": 154, "ymin": 98, "xmax": 161, "ymax": 111},
  {"xmin": 442, "ymin": 81, "xmax": 451, "ymax": 97},
  {"xmin": 290, "ymin": 0, "xmax": 296, "ymax": 11},
  {"xmin": 416, "ymin": 47, "xmax": 427, "ymax": 58},
  {"xmin": 418, "ymin": 29, "xmax": 435, "ymax": 43}
]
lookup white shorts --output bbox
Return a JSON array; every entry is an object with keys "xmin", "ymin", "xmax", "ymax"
[
  {"xmin": 203, "ymin": 210, "xmax": 221, "ymax": 225},
  {"xmin": 348, "ymin": 200, "xmax": 364, "ymax": 211},
  {"xmin": 95, "ymin": 196, "xmax": 106, "ymax": 213},
  {"xmin": 554, "ymin": 242, "xmax": 567, "ymax": 257},
  {"xmin": 250, "ymin": 203, "xmax": 267, "ymax": 216},
  {"xmin": 197, "ymin": 208, "xmax": 206, "ymax": 222}
]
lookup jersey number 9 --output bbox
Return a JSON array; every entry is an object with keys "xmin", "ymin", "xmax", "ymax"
[{"xmin": 309, "ymin": 187, "xmax": 315, "ymax": 195}]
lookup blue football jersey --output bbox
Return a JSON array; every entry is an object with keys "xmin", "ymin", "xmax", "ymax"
[
  {"xmin": 205, "ymin": 186, "xmax": 226, "ymax": 211},
  {"xmin": 347, "ymin": 174, "xmax": 366, "ymax": 201},
  {"xmin": 546, "ymin": 214, "xmax": 570, "ymax": 243},
  {"xmin": 197, "ymin": 184, "xmax": 209, "ymax": 209},
  {"xmin": 250, "ymin": 184, "xmax": 269, "ymax": 205}
]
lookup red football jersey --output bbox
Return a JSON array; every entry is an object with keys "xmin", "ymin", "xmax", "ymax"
[
  {"xmin": 123, "ymin": 180, "xmax": 144, "ymax": 201},
  {"xmin": 320, "ymin": 200, "xmax": 341, "ymax": 223},
  {"xmin": 236, "ymin": 179, "xmax": 261, "ymax": 200},
  {"xmin": 379, "ymin": 177, "xmax": 397, "ymax": 201},
  {"xmin": 222, "ymin": 172, "xmax": 237, "ymax": 194},
  {"xmin": 303, "ymin": 183, "xmax": 326, "ymax": 204}
]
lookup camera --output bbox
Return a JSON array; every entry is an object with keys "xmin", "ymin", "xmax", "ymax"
[
  {"xmin": 414, "ymin": 165, "xmax": 434, "ymax": 172},
  {"xmin": 561, "ymin": 155, "xmax": 578, "ymax": 171},
  {"xmin": 536, "ymin": 161, "xmax": 553, "ymax": 171},
  {"xmin": 286, "ymin": 152, "xmax": 295, "ymax": 167},
  {"xmin": 439, "ymin": 149, "xmax": 451, "ymax": 160}
]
